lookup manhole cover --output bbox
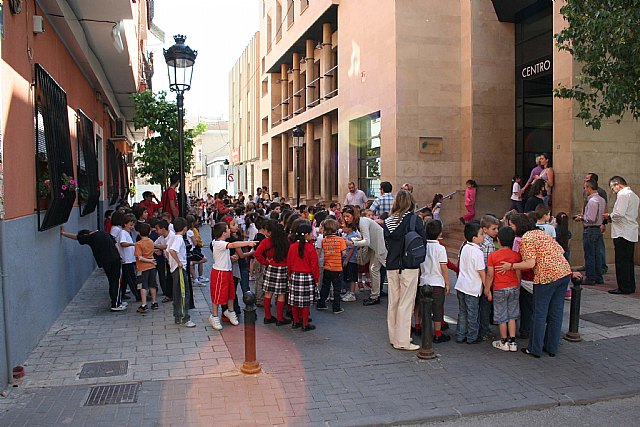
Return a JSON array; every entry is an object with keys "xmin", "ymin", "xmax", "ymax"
[
  {"xmin": 84, "ymin": 383, "xmax": 140, "ymax": 406},
  {"xmin": 581, "ymin": 311, "xmax": 640, "ymax": 328},
  {"xmin": 79, "ymin": 360, "xmax": 128, "ymax": 379}
]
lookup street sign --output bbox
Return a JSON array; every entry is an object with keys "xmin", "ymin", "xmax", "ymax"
[{"xmin": 228, "ymin": 173, "xmax": 234, "ymax": 182}]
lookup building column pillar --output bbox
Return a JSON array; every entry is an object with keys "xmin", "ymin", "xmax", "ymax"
[
  {"xmin": 321, "ymin": 23, "xmax": 333, "ymax": 99},
  {"xmin": 305, "ymin": 40, "xmax": 315, "ymax": 110},
  {"xmin": 280, "ymin": 64, "xmax": 289, "ymax": 122},
  {"xmin": 292, "ymin": 53, "xmax": 301, "ymax": 115},
  {"xmin": 305, "ymin": 122, "xmax": 315, "ymax": 201},
  {"xmin": 321, "ymin": 115, "xmax": 332, "ymax": 201},
  {"xmin": 281, "ymin": 133, "xmax": 289, "ymax": 198}
]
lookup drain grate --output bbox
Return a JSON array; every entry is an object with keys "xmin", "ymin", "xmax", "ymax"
[
  {"xmin": 581, "ymin": 311, "xmax": 640, "ymax": 328},
  {"xmin": 84, "ymin": 383, "xmax": 140, "ymax": 406},
  {"xmin": 79, "ymin": 360, "xmax": 128, "ymax": 379}
]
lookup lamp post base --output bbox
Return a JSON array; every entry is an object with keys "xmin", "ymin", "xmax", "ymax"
[
  {"xmin": 240, "ymin": 361, "xmax": 261, "ymax": 375},
  {"xmin": 564, "ymin": 332, "xmax": 582, "ymax": 342}
]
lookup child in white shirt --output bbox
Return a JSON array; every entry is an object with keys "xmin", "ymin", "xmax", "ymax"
[{"xmin": 168, "ymin": 217, "xmax": 195, "ymax": 327}]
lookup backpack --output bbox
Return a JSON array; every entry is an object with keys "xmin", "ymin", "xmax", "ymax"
[
  {"xmin": 401, "ymin": 214, "xmax": 426, "ymax": 270},
  {"xmin": 355, "ymin": 244, "xmax": 371, "ymax": 266}
]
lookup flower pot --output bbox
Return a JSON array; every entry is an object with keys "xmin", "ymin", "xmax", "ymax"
[{"xmin": 37, "ymin": 197, "xmax": 50, "ymax": 211}]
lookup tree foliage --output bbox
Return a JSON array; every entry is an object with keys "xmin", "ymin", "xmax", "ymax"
[
  {"xmin": 554, "ymin": 1, "xmax": 640, "ymax": 130},
  {"xmin": 131, "ymin": 90, "xmax": 206, "ymax": 189}
]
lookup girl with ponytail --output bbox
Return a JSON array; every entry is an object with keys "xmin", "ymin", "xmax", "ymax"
[{"xmin": 286, "ymin": 220, "xmax": 320, "ymax": 331}]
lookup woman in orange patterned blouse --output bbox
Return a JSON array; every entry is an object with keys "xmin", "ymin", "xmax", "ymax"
[{"xmin": 497, "ymin": 217, "xmax": 574, "ymax": 358}]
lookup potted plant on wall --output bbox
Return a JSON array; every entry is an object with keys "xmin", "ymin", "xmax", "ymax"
[{"xmin": 37, "ymin": 171, "xmax": 51, "ymax": 211}]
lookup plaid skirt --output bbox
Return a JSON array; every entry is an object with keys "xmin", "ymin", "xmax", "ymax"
[
  {"xmin": 288, "ymin": 272, "xmax": 317, "ymax": 307},
  {"xmin": 263, "ymin": 265, "xmax": 288, "ymax": 295}
]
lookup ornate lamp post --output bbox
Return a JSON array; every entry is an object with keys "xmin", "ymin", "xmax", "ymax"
[
  {"xmin": 164, "ymin": 34, "xmax": 197, "ymax": 216},
  {"xmin": 223, "ymin": 159, "xmax": 230, "ymax": 191},
  {"xmin": 292, "ymin": 126, "xmax": 305, "ymax": 208}
]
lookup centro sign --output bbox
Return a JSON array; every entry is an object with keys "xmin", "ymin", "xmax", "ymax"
[{"xmin": 519, "ymin": 56, "xmax": 552, "ymax": 80}]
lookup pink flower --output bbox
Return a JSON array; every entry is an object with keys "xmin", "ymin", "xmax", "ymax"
[
  {"xmin": 61, "ymin": 184, "xmax": 67, "ymax": 190},
  {"xmin": 44, "ymin": 179, "xmax": 50, "ymax": 185}
]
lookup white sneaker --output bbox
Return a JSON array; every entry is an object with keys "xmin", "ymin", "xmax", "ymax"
[
  {"xmin": 341, "ymin": 292, "xmax": 356, "ymax": 302},
  {"xmin": 120, "ymin": 301, "xmax": 128, "ymax": 307},
  {"xmin": 183, "ymin": 320, "xmax": 196, "ymax": 328},
  {"xmin": 508, "ymin": 341, "xmax": 518, "ymax": 352},
  {"xmin": 492, "ymin": 340, "xmax": 510, "ymax": 352},
  {"xmin": 223, "ymin": 310, "xmax": 239, "ymax": 326},
  {"xmin": 110, "ymin": 305, "xmax": 126, "ymax": 312},
  {"xmin": 198, "ymin": 276, "xmax": 209, "ymax": 282},
  {"xmin": 209, "ymin": 315, "xmax": 222, "ymax": 330},
  {"xmin": 393, "ymin": 343, "xmax": 420, "ymax": 351}
]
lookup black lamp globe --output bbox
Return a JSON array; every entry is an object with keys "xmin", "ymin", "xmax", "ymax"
[{"xmin": 164, "ymin": 34, "xmax": 198, "ymax": 93}]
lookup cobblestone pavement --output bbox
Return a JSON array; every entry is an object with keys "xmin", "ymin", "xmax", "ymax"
[{"xmin": 1, "ymin": 229, "xmax": 640, "ymax": 426}]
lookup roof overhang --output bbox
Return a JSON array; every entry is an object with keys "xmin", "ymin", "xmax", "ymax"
[
  {"xmin": 37, "ymin": 0, "xmax": 142, "ymax": 125},
  {"xmin": 491, "ymin": 0, "xmax": 551, "ymax": 23}
]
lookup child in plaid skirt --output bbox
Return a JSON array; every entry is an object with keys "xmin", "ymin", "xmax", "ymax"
[
  {"xmin": 287, "ymin": 221, "xmax": 320, "ymax": 331},
  {"xmin": 255, "ymin": 219, "xmax": 291, "ymax": 325}
]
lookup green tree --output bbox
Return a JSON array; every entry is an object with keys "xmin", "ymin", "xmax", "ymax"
[
  {"xmin": 554, "ymin": 1, "xmax": 640, "ymax": 130},
  {"xmin": 131, "ymin": 90, "xmax": 206, "ymax": 190}
]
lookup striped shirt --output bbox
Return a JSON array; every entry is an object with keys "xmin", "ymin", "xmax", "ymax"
[{"xmin": 384, "ymin": 212, "xmax": 409, "ymax": 233}]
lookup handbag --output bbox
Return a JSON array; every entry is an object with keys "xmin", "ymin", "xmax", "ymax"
[{"xmin": 355, "ymin": 244, "xmax": 372, "ymax": 266}]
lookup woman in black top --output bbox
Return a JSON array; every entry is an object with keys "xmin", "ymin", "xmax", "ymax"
[{"xmin": 524, "ymin": 179, "xmax": 546, "ymax": 213}]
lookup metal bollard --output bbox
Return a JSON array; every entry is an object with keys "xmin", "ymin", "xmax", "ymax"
[
  {"xmin": 240, "ymin": 291, "xmax": 262, "ymax": 374},
  {"xmin": 564, "ymin": 275, "xmax": 583, "ymax": 342},
  {"xmin": 417, "ymin": 285, "xmax": 437, "ymax": 360}
]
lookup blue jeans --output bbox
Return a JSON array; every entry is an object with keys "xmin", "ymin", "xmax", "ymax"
[
  {"xmin": 583, "ymin": 227, "xmax": 604, "ymax": 282},
  {"xmin": 599, "ymin": 235, "xmax": 607, "ymax": 272},
  {"xmin": 529, "ymin": 275, "xmax": 570, "ymax": 356},
  {"xmin": 456, "ymin": 292, "xmax": 480, "ymax": 342},
  {"xmin": 239, "ymin": 268, "xmax": 250, "ymax": 293}
]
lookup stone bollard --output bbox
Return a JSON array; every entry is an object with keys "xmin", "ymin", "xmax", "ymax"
[
  {"xmin": 564, "ymin": 275, "xmax": 583, "ymax": 342},
  {"xmin": 417, "ymin": 285, "xmax": 437, "ymax": 360},
  {"xmin": 240, "ymin": 291, "xmax": 262, "ymax": 374}
]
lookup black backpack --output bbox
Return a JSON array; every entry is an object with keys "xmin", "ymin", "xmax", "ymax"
[{"xmin": 401, "ymin": 214, "xmax": 426, "ymax": 270}]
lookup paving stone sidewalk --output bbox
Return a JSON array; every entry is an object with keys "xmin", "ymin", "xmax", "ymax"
[{"xmin": 1, "ymin": 230, "xmax": 640, "ymax": 426}]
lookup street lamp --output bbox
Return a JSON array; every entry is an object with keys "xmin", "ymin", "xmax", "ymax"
[
  {"xmin": 292, "ymin": 125, "xmax": 305, "ymax": 208},
  {"xmin": 164, "ymin": 34, "xmax": 197, "ymax": 216},
  {"xmin": 223, "ymin": 159, "xmax": 230, "ymax": 191}
]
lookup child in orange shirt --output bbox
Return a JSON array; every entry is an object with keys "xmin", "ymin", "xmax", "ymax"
[
  {"xmin": 317, "ymin": 219, "xmax": 352, "ymax": 314},
  {"xmin": 134, "ymin": 223, "xmax": 158, "ymax": 313}
]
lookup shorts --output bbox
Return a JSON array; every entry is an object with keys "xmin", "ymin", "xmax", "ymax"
[
  {"xmin": 140, "ymin": 268, "xmax": 158, "ymax": 291},
  {"xmin": 343, "ymin": 262, "xmax": 358, "ymax": 283},
  {"xmin": 416, "ymin": 285, "xmax": 445, "ymax": 322},
  {"xmin": 210, "ymin": 268, "xmax": 236, "ymax": 305},
  {"xmin": 493, "ymin": 286, "xmax": 520, "ymax": 324},
  {"xmin": 191, "ymin": 247, "xmax": 204, "ymax": 262}
]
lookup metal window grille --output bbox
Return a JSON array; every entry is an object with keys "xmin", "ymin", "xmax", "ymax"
[
  {"xmin": 107, "ymin": 140, "xmax": 120, "ymax": 205},
  {"xmin": 77, "ymin": 110, "xmax": 99, "ymax": 216},
  {"xmin": 34, "ymin": 64, "xmax": 76, "ymax": 231}
]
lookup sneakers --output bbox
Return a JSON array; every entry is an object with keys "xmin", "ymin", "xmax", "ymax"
[
  {"xmin": 393, "ymin": 343, "xmax": 420, "ymax": 351},
  {"xmin": 362, "ymin": 297, "xmax": 380, "ymax": 306},
  {"xmin": 332, "ymin": 307, "xmax": 345, "ymax": 314},
  {"xmin": 508, "ymin": 341, "xmax": 518, "ymax": 352},
  {"xmin": 151, "ymin": 302, "xmax": 159, "ymax": 310},
  {"xmin": 341, "ymin": 292, "xmax": 356, "ymax": 302},
  {"xmin": 316, "ymin": 304, "xmax": 328, "ymax": 310},
  {"xmin": 137, "ymin": 305, "xmax": 149, "ymax": 313},
  {"xmin": 492, "ymin": 340, "xmax": 510, "ymax": 351},
  {"xmin": 110, "ymin": 305, "xmax": 126, "ymax": 312},
  {"xmin": 198, "ymin": 276, "xmax": 209, "ymax": 282},
  {"xmin": 223, "ymin": 309, "xmax": 239, "ymax": 326},
  {"xmin": 209, "ymin": 315, "xmax": 222, "ymax": 330},
  {"xmin": 182, "ymin": 320, "xmax": 196, "ymax": 328}
]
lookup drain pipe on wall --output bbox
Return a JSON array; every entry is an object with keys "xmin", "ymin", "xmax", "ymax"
[{"xmin": 0, "ymin": 31, "xmax": 13, "ymax": 387}]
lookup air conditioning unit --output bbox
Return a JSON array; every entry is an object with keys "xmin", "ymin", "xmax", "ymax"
[{"xmin": 115, "ymin": 118, "xmax": 126, "ymax": 137}]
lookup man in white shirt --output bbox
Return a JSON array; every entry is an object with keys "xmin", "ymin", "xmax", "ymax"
[
  {"xmin": 344, "ymin": 182, "xmax": 369, "ymax": 209},
  {"xmin": 603, "ymin": 176, "xmax": 639, "ymax": 295}
]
